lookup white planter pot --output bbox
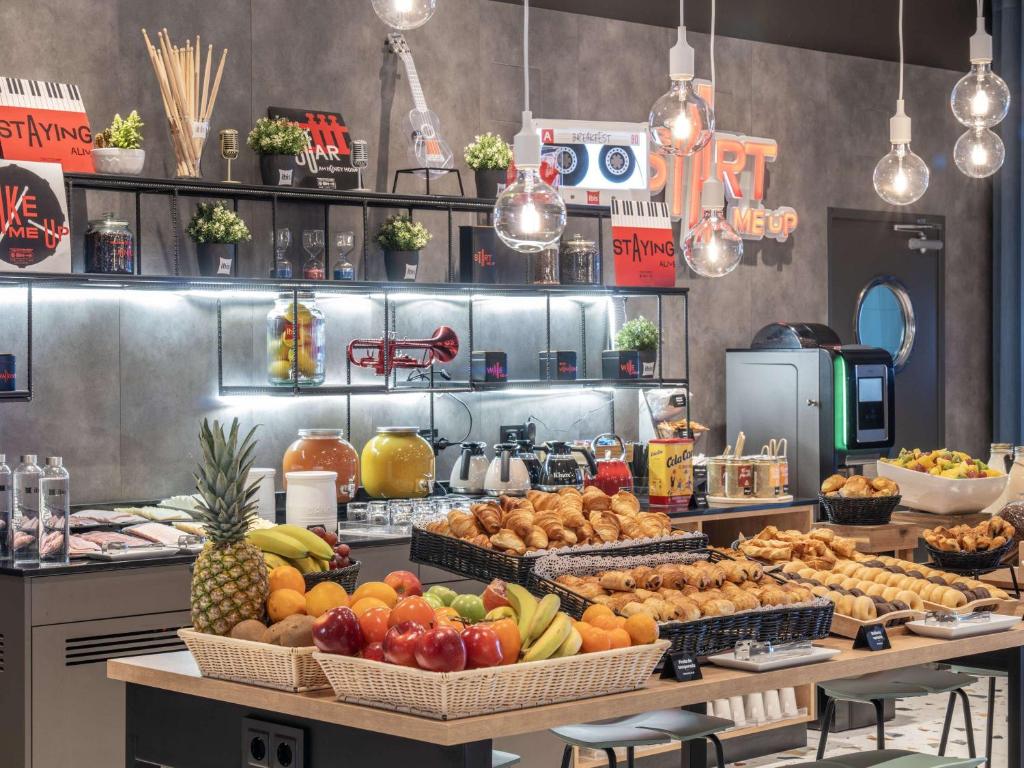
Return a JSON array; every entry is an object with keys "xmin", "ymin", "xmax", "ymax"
[{"xmin": 92, "ymin": 147, "xmax": 146, "ymax": 176}]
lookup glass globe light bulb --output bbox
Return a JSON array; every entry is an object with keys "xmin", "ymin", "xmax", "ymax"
[
  {"xmin": 684, "ymin": 207, "xmax": 743, "ymax": 278},
  {"xmin": 494, "ymin": 167, "xmax": 567, "ymax": 253},
  {"xmin": 371, "ymin": 0, "xmax": 436, "ymax": 30},
  {"xmin": 951, "ymin": 63, "xmax": 1010, "ymax": 128},
  {"xmin": 873, "ymin": 143, "xmax": 929, "ymax": 206},
  {"xmin": 954, "ymin": 126, "xmax": 1005, "ymax": 177},
  {"xmin": 648, "ymin": 79, "xmax": 714, "ymax": 157}
]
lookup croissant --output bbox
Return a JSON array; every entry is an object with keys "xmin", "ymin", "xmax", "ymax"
[
  {"xmin": 425, "ymin": 519, "xmax": 450, "ymax": 535},
  {"xmin": 502, "ymin": 506, "xmax": 535, "ymax": 540},
  {"xmin": 526, "ymin": 525, "xmax": 549, "ymax": 550},
  {"xmin": 448, "ymin": 510, "xmax": 482, "ymax": 538},
  {"xmin": 574, "ymin": 521, "xmax": 595, "ymax": 544},
  {"xmin": 582, "ymin": 486, "xmax": 612, "ymax": 511},
  {"xmin": 559, "ymin": 496, "xmax": 587, "ymax": 528},
  {"xmin": 589, "ymin": 510, "xmax": 621, "ymax": 542},
  {"xmin": 527, "ymin": 490, "xmax": 560, "ymax": 512},
  {"xmin": 471, "ymin": 502, "xmax": 502, "ymax": 534},
  {"xmin": 611, "ymin": 491, "xmax": 641, "ymax": 516},
  {"xmin": 466, "ymin": 533, "xmax": 493, "ymax": 549},
  {"xmin": 535, "ymin": 509, "xmax": 570, "ymax": 542},
  {"xmin": 557, "ymin": 486, "xmax": 582, "ymax": 497},
  {"xmin": 616, "ymin": 513, "xmax": 644, "ymax": 539},
  {"xmin": 637, "ymin": 512, "xmax": 669, "ymax": 538},
  {"xmin": 489, "ymin": 528, "xmax": 526, "ymax": 555}
]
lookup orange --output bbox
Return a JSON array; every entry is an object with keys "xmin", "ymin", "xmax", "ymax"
[
  {"xmin": 589, "ymin": 614, "xmax": 622, "ymax": 632},
  {"xmin": 582, "ymin": 604, "xmax": 615, "ymax": 625},
  {"xmin": 578, "ymin": 623, "xmax": 612, "ymax": 653},
  {"xmin": 489, "ymin": 617, "xmax": 522, "ymax": 665},
  {"xmin": 388, "ymin": 596, "xmax": 436, "ymax": 629},
  {"xmin": 608, "ymin": 628, "xmax": 631, "ymax": 649},
  {"xmin": 304, "ymin": 582, "xmax": 349, "ymax": 618},
  {"xmin": 350, "ymin": 581, "xmax": 399, "ymax": 609},
  {"xmin": 623, "ymin": 613, "xmax": 658, "ymax": 645},
  {"xmin": 268, "ymin": 565, "xmax": 306, "ymax": 595},
  {"xmin": 613, "ymin": 616, "xmax": 627, "ymax": 629},
  {"xmin": 358, "ymin": 606, "xmax": 392, "ymax": 644},
  {"xmin": 351, "ymin": 597, "xmax": 390, "ymax": 617},
  {"xmin": 434, "ymin": 606, "xmax": 460, "ymax": 620},
  {"xmin": 267, "ymin": 588, "xmax": 306, "ymax": 623},
  {"xmin": 434, "ymin": 613, "xmax": 468, "ymax": 630}
]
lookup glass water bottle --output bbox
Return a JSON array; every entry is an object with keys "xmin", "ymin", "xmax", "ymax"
[
  {"xmin": 0, "ymin": 455, "xmax": 11, "ymax": 560},
  {"xmin": 13, "ymin": 455, "xmax": 42, "ymax": 566},
  {"xmin": 40, "ymin": 457, "xmax": 70, "ymax": 564}
]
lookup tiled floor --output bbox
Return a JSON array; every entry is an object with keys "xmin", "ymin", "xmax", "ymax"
[{"xmin": 738, "ymin": 677, "xmax": 1005, "ymax": 767}]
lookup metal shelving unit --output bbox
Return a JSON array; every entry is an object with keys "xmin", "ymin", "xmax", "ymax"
[{"xmin": 0, "ymin": 279, "xmax": 32, "ymax": 401}]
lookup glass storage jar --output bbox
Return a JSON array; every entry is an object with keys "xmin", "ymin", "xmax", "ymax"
[
  {"xmin": 360, "ymin": 427, "xmax": 435, "ymax": 499},
  {"xmin": 282, "ymin": 429, "xmax": 359, "ymax": 503},
  {"xmin": 266, "ymin": 292, "xmax": 326, "ymax": 386},
  {"xmin": 558, "ymin": 233, "xmax": 601, "ymax": 285},
  {"xmin": 85, "ymin": 213, "xmax": 135, "ymax": 274}
]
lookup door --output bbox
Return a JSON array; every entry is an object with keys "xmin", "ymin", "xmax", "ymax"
[{"xmin": 828, "ymin": 208, "xmax": 944, "ymax": 452}]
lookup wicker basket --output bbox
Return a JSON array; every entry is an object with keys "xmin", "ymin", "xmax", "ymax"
[
  {"xmin": 303, "ymin": 560, "xmax": 361, "ymax": 592},
  {"xmin": 314, "ymin": 640, "xmax": 669, "ymax": 720},
  {"xmin": 530, "ymin": 551, "xmax": 834, "ymax": 658},
  {"xmin": 178, "ymin": 628, "xmax": 329, "ymax": 692},
  {"xmin": 819, "ymin": 493, "xmax": 901, "ymax": 525},
  {"xmin": 924, "ymin": 542, "xmax": 1013, "ymax": 573},
  {"xmin": 409, "ymin": 525, "xmax": 708, "ymax": 586}
]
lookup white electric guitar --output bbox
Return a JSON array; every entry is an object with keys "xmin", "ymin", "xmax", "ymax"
[{"xmin": 386, "ymin": 33, "xmax": 454, "ymax": 176}]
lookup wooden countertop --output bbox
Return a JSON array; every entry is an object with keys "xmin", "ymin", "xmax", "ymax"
[{"xmin": 108, "ymin": 626, "xmax": 1024, "ymax": 747}]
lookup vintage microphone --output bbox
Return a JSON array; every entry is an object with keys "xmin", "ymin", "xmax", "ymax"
[
  {"xmin": 219, "ymin": 129, "xmax": 239, "ymax": 183},
  {"xmin": 351, "ymin": 139, "xmax": 370, "ymax": 191}
]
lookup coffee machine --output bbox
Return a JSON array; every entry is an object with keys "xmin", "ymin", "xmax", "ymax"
[{"xmin": 725, "ymin": 323, "xmax": 896, "ymax": 499}]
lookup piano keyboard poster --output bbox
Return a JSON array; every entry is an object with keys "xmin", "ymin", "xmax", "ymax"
[
  {"xmin": 0, "ymin": 77, "xmax": 94, "ymax": 172},
  {"xmin": 611, "ymin": 198, "xmax": 676, "ymax": 287},
  {"xmin": 0, "ymin": 159, "xmax": 71, "ymax": 273}
]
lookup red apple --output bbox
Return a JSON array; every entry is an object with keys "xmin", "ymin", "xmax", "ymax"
[
  {"xmin": 385, "ymin": 570, "xmax": 423, "ymax": 598},
  {"xmin": 414, "ymin": 626, "xmax": 467, "ymax": 672},
  {"xmin": 362, "ymin": 642, "xmax": 386, "ymax": 662},
  {"xmin": 312, "ymin": 606, "xmax": 365, "ymax": 656},
  {"xmin": 482, "ymin": 579, "xmax": 511, "ymax": 612},
  {"xmin": 461, "ymin": 624, "xmax": 504, "ymax": 669},
  {"xmin": 383, "ymin": 621, "xmax": 426, "ymax": 667}
]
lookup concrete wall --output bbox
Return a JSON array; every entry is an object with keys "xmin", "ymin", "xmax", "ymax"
[{"xmin": 0, "ymin": 0, "xmax": 991, "ymax": 502}]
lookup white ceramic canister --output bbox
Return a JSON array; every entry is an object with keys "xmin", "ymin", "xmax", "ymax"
[{"xmin": 285, "ymin": 470, "xmax": 337, "ymax": 528}]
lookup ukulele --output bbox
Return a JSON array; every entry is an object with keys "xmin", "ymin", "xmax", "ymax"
[{"xmin": 386, "ymin": 33, "xmax": 454, "ymax": 176}]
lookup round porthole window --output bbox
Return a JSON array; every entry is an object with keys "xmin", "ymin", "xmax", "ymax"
[{"xmin": 854, "ymin": 276, "xmax": 915, "ymax": 371}]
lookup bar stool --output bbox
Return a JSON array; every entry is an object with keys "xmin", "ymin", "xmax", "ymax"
[
  {"xmin": 785, "ymin": 751, "xmax": 984, "ymax": 768},
  {"xmin": 941, "ymin": 664, "xmax": 1007, "ymax": 766},
  {"xmin": 817, "ymin": 668, "xmax": 977, "ymax": 760},
  {"xmin": 551, "ymin": 709, "xmax": 733, "ymax": 768},
  {"xmin": 491, "ymin": 750, "xmax": 521, "ymax": 767}
]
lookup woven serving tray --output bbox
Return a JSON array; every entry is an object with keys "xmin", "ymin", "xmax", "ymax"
[{"xmin": 179, "ymin": 628, "xmax": 329, "ymax": 692}]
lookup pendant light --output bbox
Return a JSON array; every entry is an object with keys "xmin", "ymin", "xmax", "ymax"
[
  {"xmin": 647, "ymin": 0, "xmax": 714, "ymax": 157},
  {"xmin": 954, "ymin": 126, "xmax": 1005, "ymax": 177},
  {"xmin": 950, "ymin": 0, "xmax": 1010, "ymax": 128},
  {"xmin": 371, "ymin": 0, "xmax": 436, "ymax": 30},
  {"xmin": 493, "ymin": 0, "xmax": 567, "ymax": 253},
  {"xmin": 873, "ymin": 0, "xmax": 929, "ymax": 206},
  {"xmin": 683, "ymin": 0, "xmax": 743, "ymax": 278}
]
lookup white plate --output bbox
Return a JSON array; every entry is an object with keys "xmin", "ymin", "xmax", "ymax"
[
  {"xmin": 706, "ymin": 645, "xmax": 841, "ymax": 672},
  {"xmin": 905, "ymin": 614, "xmax": 1021, "ymax": 639},
  {"xmin": 706, "ymin": 494, "xmax": 794, "ymax": 507},
  {"xmin": 876, "ymin": 461, "xmax": 1007, "ymax": 514}
]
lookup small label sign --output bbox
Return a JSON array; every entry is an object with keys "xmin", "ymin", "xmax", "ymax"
[
  {"xmin": 853, "ymin": 623, "xmax": 891, "ymax": 651},
  {"xmin": 661, "ymin": 652, "xmax": 701, "ymax": 681}
]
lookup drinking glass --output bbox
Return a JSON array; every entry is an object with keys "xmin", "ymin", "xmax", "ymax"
[
  {"xmin": 345, "ymin": 502, "xmax": 369, "ymax": 525},
  {"xmin": 412, "ymin": 500, "xmax": 435, "ymax": 525},
  {"xmin": 389, "ymin": 500, "xmax": 413, "ymax": 528},
  {"xmin": 368, "ymin": 500, "xmax": 390, "ymax": 526}
]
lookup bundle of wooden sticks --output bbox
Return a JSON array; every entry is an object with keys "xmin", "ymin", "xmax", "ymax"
[{"xmin": 141, "ymin": 29, "xmax": 227, "ymax": 178}]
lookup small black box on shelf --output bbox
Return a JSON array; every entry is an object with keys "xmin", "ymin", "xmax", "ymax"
[
  {"xmin": 601, "ymin": 350, "xmax": 641, "ymax": 380},
  {"xmin": 471, "ymin": 350, "xmax": 508, "ymax": 382},
  {"xmin": 538, "ymin": 351, "xmax": 577, "ymax": 380},
  {"xmin": 458, "ymin": 226, "xmax": 526, "ymax": 284}
]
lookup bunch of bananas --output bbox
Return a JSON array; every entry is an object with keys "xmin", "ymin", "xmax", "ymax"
[
  {"xmin": 505, "ymin": 583, "xmax": 582, "ymax": 662},
  {"xmin": 246, "ymin": 524, "xmax": 335, "ymax": 574}
]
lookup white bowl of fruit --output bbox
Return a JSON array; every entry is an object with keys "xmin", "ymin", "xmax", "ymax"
[{"xmin": 878, "ymin": 449, "xmax": 1007, "ymax": 515}]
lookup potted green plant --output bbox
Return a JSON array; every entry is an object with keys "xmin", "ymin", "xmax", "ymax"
[
  {"xmin": 187, "ymin": 202, "xmax": 251, "ymax": 277},
  {"xmin": 464, "ymin": 132, "xmax": 512, "ymax": 198},
  {"xmin": 93, "ymin": 111, "xmax": 145, "ymax": 175},
  {"xmin": 247, "ymin": 117, "xmax": 311, "ymax": 187},
  {"xmin": 376, "ymin": 215, "xmax": 431, "ymax": 282},
  {"xmin": 612, "ymin": 316, "xmax": 660, "ymax": 379}
]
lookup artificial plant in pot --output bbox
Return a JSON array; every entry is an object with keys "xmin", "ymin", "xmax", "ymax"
[
  {"xmin": 615, "ymin": 316, "xmax": 660, "ymax": 379},
  {"xmin": 247, "ymin": 117, "xmax": 311, "ymax": 187},
  {"xmin": 93, "ymin": 111, "xmax": 146, "ymax": 175},
  {"xmin": 464, "ymin": 132, "xmax": 512, "ymax": 198},
  {"xmin": 376, "ymin": 214, "xmax": 431, "ymax": 282},
  {"xmin": 187, "ymin": 202, "xmax": 251, "ymax": 277}
]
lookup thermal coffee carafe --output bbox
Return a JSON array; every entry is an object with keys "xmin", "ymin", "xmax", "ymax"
[
  {"xmin": 449, "ymin": 442, "xmax": 489, "ymax": 495},
  {"xmin": 516, "ymin": 439, "xmax": 544, "ymax": 486},
  {"xmin": 537, "ymin": 441, "xmax": 597, "ymax": 491},
  {"xmin": 483, "ymin": 443, "xmax": 532, "ymax": 497}
]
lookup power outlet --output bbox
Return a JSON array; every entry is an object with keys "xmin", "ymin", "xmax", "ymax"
[
  {"xmin": 500, "ymin": 423, "xmax": 535, "ymax": 444},
  {"xmin": 242, "ymin": 717, "xmax": 304, "ymax": 768}
]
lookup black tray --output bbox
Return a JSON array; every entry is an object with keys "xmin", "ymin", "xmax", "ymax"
[
  {"xmin": 409, "ymin": 526, "xmax": 709, "ymax": 586},
  {"xmin": 819, "ymin": 493, "xmax": 901, "ymax": 525},
  {"xmin": 303, "ymin": 560, "xmax": 361, "ymax": 593}
]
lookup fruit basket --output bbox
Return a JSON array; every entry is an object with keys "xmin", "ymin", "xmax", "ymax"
[
  {"xmin": 303, "ymin": 560, "xmax": 361, "ymax": 592},
  {"xmin": 819, "ymin": 493, "xmax": 901, "ymax": 525},
  {"xmin": 179, "ymin": 628, "xmax": 330, "ymax": 692},
  {"xmin": 529, "ymin": 552, "xmax": 834, "ymax": 658},
  {"xmin": 409, "ymin": 525, "xmax": 708, "ymax": 586},
  {"xmin": 314, "ymin": 640, "xmax": 669, "ymax": 720}
]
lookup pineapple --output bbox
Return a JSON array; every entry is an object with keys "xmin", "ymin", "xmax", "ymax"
[{"xmin": 190, "ymin": 418, "xmax": 269, "ymax": 635}]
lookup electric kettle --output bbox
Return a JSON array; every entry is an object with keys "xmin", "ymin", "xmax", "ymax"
[
  {"xmin": 484, "ymin": 442, "xmax": 532, "ymax": 497},
  {"xmin": 538, "ymin": 440, "xmax": 598, "ymax": 491},
  {"xmin": 449, "ymin": 442, "xmax": 488, "ymax": 494},
  {"xmin": 590, "ymin": 433, "xmax": 634, "ymax": 495}
]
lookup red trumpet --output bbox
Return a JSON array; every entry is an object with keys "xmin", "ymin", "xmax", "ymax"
[{"xmin": 347, "ymin": 326, "xmax": 459, "ymax": 376}]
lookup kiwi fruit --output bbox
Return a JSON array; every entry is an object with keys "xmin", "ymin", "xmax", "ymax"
[
  {"xmin": 262, "ymin": 614, "xmax": 316, "ymax": 647},
  {"xmin": 229, "ymin": 619, "xmax": 268, "ymax": 643}
]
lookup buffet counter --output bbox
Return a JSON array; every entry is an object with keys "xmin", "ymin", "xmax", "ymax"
[{"xmin": 108, "ymin": 627, "xmax": 1024, "ymax": 767}]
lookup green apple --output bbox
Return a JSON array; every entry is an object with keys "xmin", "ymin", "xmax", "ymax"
[
  {"xmin": 485, "ymin": 606, "xmax": 517, "ymax": 621},
  {"xmin": 422, "ymin": 592, "xmax": 445, "ymax": 610},
  {"xmin": 425, "ymin": 585, "xmax": 458, "ymax": 606},
  {"xmin": 450, "ymin": 593, "xmax": 487, "ymax": 623}
]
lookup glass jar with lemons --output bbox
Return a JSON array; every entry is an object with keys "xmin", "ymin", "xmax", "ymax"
[{"xmin": 266, "ymin": 292, "xmax": 326, "ymax": 386}]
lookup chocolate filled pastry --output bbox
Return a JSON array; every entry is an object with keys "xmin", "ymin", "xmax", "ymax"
[{"xmin": 599, "ymin": 570, "xmax": 637, "ymax": 592}]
